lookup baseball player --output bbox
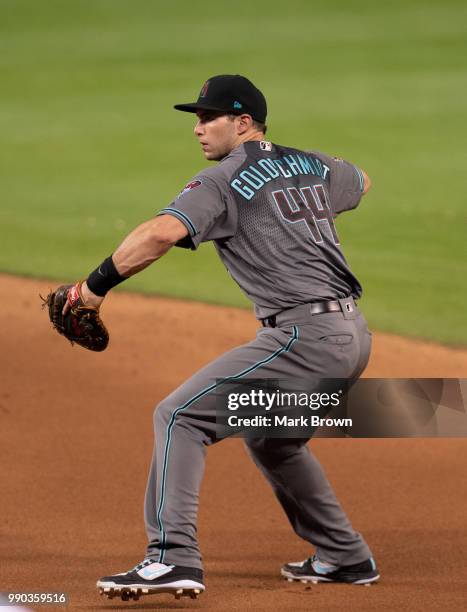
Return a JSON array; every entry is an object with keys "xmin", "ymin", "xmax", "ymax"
[{"xmin": 68, "ymin": 74, "xmax": 379, "ymax": 600}]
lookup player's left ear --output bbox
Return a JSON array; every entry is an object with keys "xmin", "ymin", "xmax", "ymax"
[{"xmin": 236, "ymin": 114, "xmax": 253, "ymax": 135}]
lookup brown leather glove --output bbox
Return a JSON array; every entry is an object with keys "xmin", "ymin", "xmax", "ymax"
[{"xmin": 41, "ymin": 282, "xmax": 109, "ymax": 352}]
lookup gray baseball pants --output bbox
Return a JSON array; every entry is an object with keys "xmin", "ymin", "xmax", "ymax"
[{"xmin": 144, "ymin": 299, "xmax": 372, "ymax": 570}]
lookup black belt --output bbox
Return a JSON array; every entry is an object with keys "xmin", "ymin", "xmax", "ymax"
[{"xmin": 261, "ymin": 299, "xmax": 350, "ymax": 328}]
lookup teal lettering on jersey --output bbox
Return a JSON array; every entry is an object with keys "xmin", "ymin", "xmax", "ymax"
[
  {"xmin": 240, "ymin": 169, "xmax": 264, "ymax": 190},
  {"xmin": 230, "ymin": 154, "xmax": 330, "ymax": 201},
  {"xmin": 258, "ymin": 158, "xmax": 280, "ymax": 179},
  {"xmin": 274, "ymin": 159, "xmax": 292, "ymax": 178},
  {"xmin": 231, "ymin": 177, "xmax": 255, "ymax": 200},
  {"xmin": 298, "ymin": 155, "xmax": 313, "ymax": 174},
  {"xmin": 249, "ymin": 166, "xmax": 272, "ymax": 183},
  {"xmin": 283, "ymin": 155, "xmax": 301, "ymax": 175}
]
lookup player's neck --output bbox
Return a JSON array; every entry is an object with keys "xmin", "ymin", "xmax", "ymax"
[{"xmin": 231, "ymin": 130, "xmax": 265, "ymax": 152}]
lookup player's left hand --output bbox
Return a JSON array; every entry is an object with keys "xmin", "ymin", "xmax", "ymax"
[{"xmin": 62, "ymin": 281, "xmax": 104, "ymax": 316}]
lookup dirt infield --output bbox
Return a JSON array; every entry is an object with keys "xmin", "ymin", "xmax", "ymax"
[{"xmin": 1, "ymin": 273, "xmax": 466, "ymax": 611}]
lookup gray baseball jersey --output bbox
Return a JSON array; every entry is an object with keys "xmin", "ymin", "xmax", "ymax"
[
  {"xmin": 158, "ymin": 141, "xmax": 365, "ymax": 317},
  {"xmin": 145, "ymin": 141, "xmax": 373, "ymax": 572}
]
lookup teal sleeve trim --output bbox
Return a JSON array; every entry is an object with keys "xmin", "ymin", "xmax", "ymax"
[
  {"xmin": 158, "ymin": 208, "xmax": 197, "ymax": 237},
  {"xmin": 354, "ymin": 166, "xmax": 365, "ymax": 192},
  {"xmin": 155, "ymin": 325, "xmax": 300, "ymax": 563}
]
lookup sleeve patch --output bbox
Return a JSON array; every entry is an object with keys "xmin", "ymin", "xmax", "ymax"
[{"xmin": 178, "ymin": 179, "xmax": 202, "ymax": 198}]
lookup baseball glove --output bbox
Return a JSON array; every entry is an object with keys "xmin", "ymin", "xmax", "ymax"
[{"xmin": 41, "ymin": 282, "xmax": 109, "ymax": 352}]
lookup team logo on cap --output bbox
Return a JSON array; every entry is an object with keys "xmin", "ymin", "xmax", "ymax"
[
  {"xmin": 178, "ymin": 179, "xmax": 202, "ymax": 198},
  {"xmin": 199, "ymin": 81, "xmax": 210, "ymax": 98}
]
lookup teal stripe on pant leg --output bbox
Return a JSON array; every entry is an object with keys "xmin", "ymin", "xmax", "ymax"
[{"xmin": 156, "ymin": 326, "xmax": 299, "ymax": 563}]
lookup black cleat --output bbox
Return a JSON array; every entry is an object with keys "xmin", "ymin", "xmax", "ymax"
[
  {"xmin": 97, "ymin": 558, "xmax": 205, "ymax": 601},
  {"xmin": 281, "ymin": 554, "xmax": 379, "ymax": 585}
]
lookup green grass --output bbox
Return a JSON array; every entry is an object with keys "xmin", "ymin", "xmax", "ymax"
[{"xmin": 1, "ymin": 0, "xmax": 466, "ymax": 345}]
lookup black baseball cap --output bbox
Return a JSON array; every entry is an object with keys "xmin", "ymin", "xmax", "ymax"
[{"xmin": 174, "ymin": 74, "xmax": 267, "ymax": 123}]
